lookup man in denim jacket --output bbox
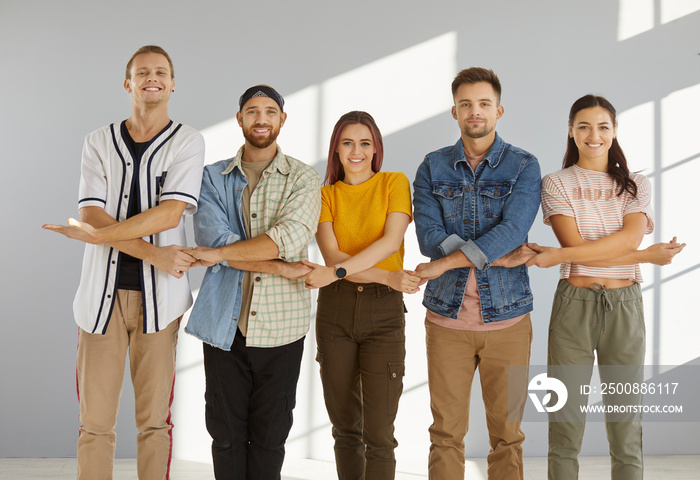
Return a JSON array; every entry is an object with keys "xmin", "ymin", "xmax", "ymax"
[{"xmin": 413, "ymin": 68, "xmax": 540, "ymax": 480}]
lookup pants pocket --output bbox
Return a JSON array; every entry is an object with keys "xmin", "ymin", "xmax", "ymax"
[{"xmin": 387, "ymin": 361, "xmax": 405, "ymax": 416}]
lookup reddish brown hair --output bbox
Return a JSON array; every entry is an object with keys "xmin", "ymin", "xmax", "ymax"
[{"xmin": 323, "ymin": 111, "xmax": 384, "ymax": 186}]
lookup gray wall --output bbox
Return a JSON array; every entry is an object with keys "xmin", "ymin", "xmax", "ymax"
[{"xmin": 2, "ymin": 0, "xmax": 699, "ymax": 460}]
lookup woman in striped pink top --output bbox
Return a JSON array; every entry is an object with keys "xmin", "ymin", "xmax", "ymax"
[{"xmin": 528, "ymin": 94, "xmax": 684, "ymax": 480}]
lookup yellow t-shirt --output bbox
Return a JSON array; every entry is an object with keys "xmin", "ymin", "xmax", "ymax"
[{"xmin": 319, "ymin": 171, "xmax": 412, "ymax": 271}]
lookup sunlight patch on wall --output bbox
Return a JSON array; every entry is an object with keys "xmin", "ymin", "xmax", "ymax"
[
  {"xmin": 278, "ymin": 85, "xmax": 321, "ymax": 164},
  {"xmin": 661, "ymin": 0, "xmax": 700, "ymax": 23},
  {"xmin": 200, "ymin": 117, "xmax": 243, "ymax": 166},
  {"xmin": 661, "ymin": 83, "xmax": 700, "ymax": 167},
  {"xmin": 617, "ymin": 0, "xmax": 654, "ymax": 41},
  {"xmin": 618, "ymin": 0, "xmax": 700, "ymax": 41},
  {"xmin": 658, "ymin": 82, "xmax": 700, "ymax": 366},
  {"xmin": 200, "ymin": 33, "xmax": 457, "ymax": 167},
  {"xmin": 319, "ymin": 32, "xmax": 457, "ymax": 142},
  {"xmin": 617, "ymin": 101, "xmax": 655, "ymax": 176},
  {"xmin": 171, "ymin": 303, "xmax": 212, "ymax": 464}
]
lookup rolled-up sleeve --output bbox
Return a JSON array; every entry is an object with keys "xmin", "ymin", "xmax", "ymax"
[{"xmin": 265, "ymin": 166, "xmax": 321, "ymax": 260}]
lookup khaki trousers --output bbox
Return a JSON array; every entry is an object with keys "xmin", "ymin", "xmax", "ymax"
[
  {"xmin": 426, "ymin": 314, "xmax": 532, "ymax": 480},
  {"xmin": 76, "ymin": 290, "xmax": 179, "ymax": 480}
]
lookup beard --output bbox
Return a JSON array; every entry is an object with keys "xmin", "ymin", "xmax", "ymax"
[
  {"xmin": 462, "ymin": 122, "xmax": 494, "ymax": 139},
  {"xmin": 243, "ymin": 124, "xmax": 280, "ymax": 149}
]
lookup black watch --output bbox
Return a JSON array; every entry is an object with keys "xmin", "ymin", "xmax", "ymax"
[{"xmin": 334, "ymin": 264, "xmax": 347, "ymax": 279}]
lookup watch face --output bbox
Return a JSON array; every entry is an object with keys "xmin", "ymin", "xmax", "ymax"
[{"xmin": 335, "ymin": 267, "xmax": 347, "ymax": 279}]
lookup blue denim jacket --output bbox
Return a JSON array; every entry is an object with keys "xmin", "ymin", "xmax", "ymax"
[
  {"xmin": 413, "ymin": 133, "xmax": 541, "ymax": 322},
  {"xmin": 184, "ymin": 158, "xmax": 247, "ymax": 350}
]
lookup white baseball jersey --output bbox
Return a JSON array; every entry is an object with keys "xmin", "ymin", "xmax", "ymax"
[{"xmin": 74, "ymin": 120, "xmax": 205, "ymax": 334}]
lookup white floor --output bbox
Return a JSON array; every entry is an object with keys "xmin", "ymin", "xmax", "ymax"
[{"xmin": 1, "ymin": 456, "xmax": 699, "ymax": 479}]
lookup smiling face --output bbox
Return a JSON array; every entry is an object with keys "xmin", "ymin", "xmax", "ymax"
[
  {"xmin": 452, "ymin": 81, "xmax": 504, "ymax": 141},
  {"xmin": 336, "ymin": 123, "xmax": 376, "ymax": 184},
  {"xmin": 124, "ymin": 52, "xmax": 174, "ymax": 107},
  {"xmin": 237, "ymin": 96, "xmax": 287, "ymax": 150},
  {"xmin": 569, "ymin": 106, "xmax": 616, "ymax": 163}
]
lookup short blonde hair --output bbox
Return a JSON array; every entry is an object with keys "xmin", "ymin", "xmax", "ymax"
[{"xmin": 125, "ymin": 45, "xmax": 174, "ymax": 80}]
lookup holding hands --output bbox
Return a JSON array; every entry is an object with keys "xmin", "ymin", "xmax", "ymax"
[
  {"xmin": 150, "ymin": 245, "xmax": 198, "ymax": 278},
  {"xmin": 299, "ymin": 259, "xmax": 422, "ymax": 294},
  {"xmin": 385, "ymin": 269, "xmax": 421, "ymax": 293},
  {"xmin": 300, "ymin": 260, "xmax": 339, "ymax": 289},
  {"xmin": 525, "ymin": 237, "xmax": 686, "ymax": 269},
  {"xmin": 524, "ymin": 243, "xmax": 562, "ymax": 269},
  {"xmin": 189, "ymin": 246, "xmax": 223, "ymax": 267},
  {"xmin": 643, "ymin": 237, "xmax": 686, "ymax": 265}
]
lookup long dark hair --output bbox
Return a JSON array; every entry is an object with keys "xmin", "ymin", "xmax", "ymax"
[
  {"xmin": 564, "ymin": 94, "xmax": 637, "ymax": 197},
  {"xmin": 323, "ymin": 111, "xmax": 384, "ymax": 186}
]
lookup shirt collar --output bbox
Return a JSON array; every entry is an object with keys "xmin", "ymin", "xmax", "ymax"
[
  {"xmin": 453, "ymin": 132, "xmax": 505, "ymax": 170},
  {"xmin": 221, "ymin": 144, "xmax": 290, "ymax": 176}
]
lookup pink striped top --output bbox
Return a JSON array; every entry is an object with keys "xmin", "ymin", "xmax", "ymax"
[{"xmin": 541, "ymin": 165, "xmax": 654, "ymax": 283}]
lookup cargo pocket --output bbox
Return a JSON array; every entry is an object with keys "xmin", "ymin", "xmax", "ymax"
[{"xmin": 387, "ymin": 361, "xmax": 405, "ymax": 416}]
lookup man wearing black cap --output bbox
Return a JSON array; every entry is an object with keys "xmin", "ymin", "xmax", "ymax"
[{"xmin": 185, "ymin": 85, "xmax": 321, "ymax": 479}]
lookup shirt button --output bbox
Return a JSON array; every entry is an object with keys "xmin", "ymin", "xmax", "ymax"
[
  {"xmin": 463, "ymin": 219, "xmax": 469, "ymax": 224},
  {"xmin": 251, "ymin": 311, "xmax": 257, "ymax": 316},
  {"xmin": 357, "ymin": 286, "xmax": 364, "ymax": 292},
  {"xmin": 127, "ymin": 163, "xmax": 131, "ymax": 166},
  {"xmin": 456, "ymin": 281, "xmax": 462, "ymax": 287},
  {"xmin": 107, "ymin": 294, "xmax": 111, "ymax": 299},
  {"xmin": 124, "ymin": 195, "xmax": 128, "ymax": 199},
  {"xmin": 255, "ymin": 276, "xmax": 261, "ymax": 282},
  {"xmin": 251, "ymin": 213, "xmax": 257, "ymax": 218},
  {"xmin": 111, "ymin": 260, "xmax": 115, "ymax": 264},
  {"xmin": 392, "ymin": 373, "xmax": 397, "ymax": 378}
]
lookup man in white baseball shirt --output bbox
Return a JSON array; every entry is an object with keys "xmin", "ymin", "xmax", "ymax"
[{"xmin": 44, "ymin": 45, "xmax": 204, "ymax": 479}]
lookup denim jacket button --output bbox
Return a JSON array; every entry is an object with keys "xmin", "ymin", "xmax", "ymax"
[
  {"xmin": 463, "ymin": 218, "xmax": 469, "ymax": 224},
  {"xmin": 465, "ymin": 186, "xmax": 471, "ymax": 192},
  {"xmin": 456, "ymin": 281, "xmax": 462, "ymax": 287}
]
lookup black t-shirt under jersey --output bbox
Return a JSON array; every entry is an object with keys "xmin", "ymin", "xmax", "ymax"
[{"xmin": 117, "ymin": 124, "xmax": 148, "ymax": 291}]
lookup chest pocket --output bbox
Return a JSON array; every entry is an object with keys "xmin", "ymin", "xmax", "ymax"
[
  {"xmin": 479, "ymin": 182, "xmax": 514, "ymax": 219},
  {"xmin": 433, "ymin": 183, "xmax": 464, "ymax": 220}
]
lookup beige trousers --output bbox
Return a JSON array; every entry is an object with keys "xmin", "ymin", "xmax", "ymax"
[
  {"xmin": 426, "ymin": 314, "xmax": 532, "ymax": 480},
  {"xmin": 76, "ymin": 290, "xmax": 179, "ymax": 480}
]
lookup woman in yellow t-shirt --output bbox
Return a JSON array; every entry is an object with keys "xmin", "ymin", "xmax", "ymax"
[{"xmin": 302, "ymin": 111, "xmax": 420, "ymax": 480}]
